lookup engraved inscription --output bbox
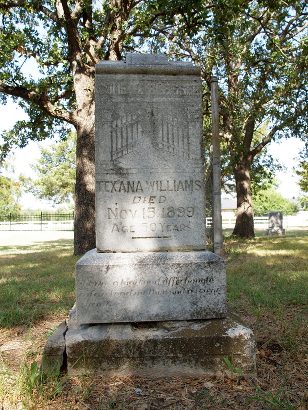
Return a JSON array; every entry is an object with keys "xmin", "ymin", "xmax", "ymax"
[
  {"xmin": 85, "ymin": 275, "xmax": 215, "ymax": 288},
  {"xmin": 107, "ymin": 207, "xmax": 194, "ymax": 220},
  {"xmin": 97, "ymin": 178, "xmax": 202, "ymax": 240},
  {"xmin": 95, "ymin": 59, "xmax": 205, "ymax": 251},
  {"xmin": 84, "ymin": 274, "xmax": 223, "ymax": 302},
  {"xmin": 97, "ymin": 179, "xmax": 202, "ymax": 193},
  {"xmin": 102, "ymin": 80, "xmax": 200, "ymax": 97}
]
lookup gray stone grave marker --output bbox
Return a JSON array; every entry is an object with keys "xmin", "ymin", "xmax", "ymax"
[
  {"xmin": 75, "ymin": 53, "xmax": 226, "ymax": 324},
  {"xmin": 43, "ymin": 53, "xmax": 256, "ymax": 377},
  {"xmin": 95, "ymin": 53, "xmax": 205, "ymax": 252}
]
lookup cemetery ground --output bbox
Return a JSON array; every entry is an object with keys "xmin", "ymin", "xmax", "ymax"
[{"xmin": 0, "ymin": 231, "xmax": 307, "ymax": 409}]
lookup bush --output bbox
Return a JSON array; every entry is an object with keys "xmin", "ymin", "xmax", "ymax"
[{"xmin": 253, "ymin": 188, "xmax": 298, "ymax": 216}]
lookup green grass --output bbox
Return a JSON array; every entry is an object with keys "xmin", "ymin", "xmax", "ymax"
[
  {"xmin": 0, "ymin": 231, "xmax": 307, "ymax": 409},
  {"xmin": 226, "ymin": 231, "xmax": 308, "ymax": 311},
  {"xmin": 226, "ymin": 231, "xmax": 308, "ymax": 353},
  {"xmin": 0, "ymin": 239, "xmax": 77, "ymax": 328}
]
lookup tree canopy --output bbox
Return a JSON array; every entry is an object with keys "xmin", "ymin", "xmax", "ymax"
[
  {"xmin": 24, "ymin": 132, "xmax": 76, "ymax": 205},
  {"xmin": 0, "ymin": 174, "xmax": 21, "ymax": 218},
  {"xmin": 253, "ymin": 187, "xmax": 298, "ymax": 216},
  {"xmin": 150, "ymin": 0, "xmax": 307, "ymax": 237},
  {"xmin": 0, "ymin": 0, "xmax": 307, "ymax": 250}
]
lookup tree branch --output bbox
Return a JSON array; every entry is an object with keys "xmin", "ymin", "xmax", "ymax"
[
  {"xmin": 250, "ymin": 126, "xmax": 277, "ymax": 158},
  {"xmin": 243, "ymin": 116, "xmax": 255, "ymax": 152},
  {"xmin": 1, "ymin": 0, "xmax": 58, "ymax": 21},
  {"xmin": 59, "ymin": 0, "xmax": 82, "ymax": 65},
  {"xmin": 0, "ymin": 81, "xmax": 76, "ymax": 125},
  {"xmin": 249, "ymin": 110, "xmax": 304, "ymax": 159},
  {"xmin": 126, "ymin": 11, "xmax": 166, "ymax": 37}
]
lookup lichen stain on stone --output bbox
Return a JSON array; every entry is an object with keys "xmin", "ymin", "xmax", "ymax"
[{"xmin": 225, "ymin": 325, "xmax": 254, "ymax": 340}]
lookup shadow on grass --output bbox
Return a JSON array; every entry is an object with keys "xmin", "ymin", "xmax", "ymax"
[{"xmin": 0, "ymin": 239, "xmax": 78, "ymax": 329}]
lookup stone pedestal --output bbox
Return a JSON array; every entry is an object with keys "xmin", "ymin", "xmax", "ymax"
[{"xmin": 76, "ymin": 249, "xmax": 226, "ymax": 324}]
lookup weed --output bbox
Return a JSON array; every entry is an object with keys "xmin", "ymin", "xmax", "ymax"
[
  {"xmin": 251, "ymin": 387, "xmax": 294, "ymax": 409},
  {"xmin": 19, "ymin": 361, "xmax": 43, "ymax": 400},
  {"xmin": 18, "ymin": 359, "xmax": 66, "ymax": 407},
  {"xmin": 223, "ymin": 356, "xmax": 243, "ymax": 377}
]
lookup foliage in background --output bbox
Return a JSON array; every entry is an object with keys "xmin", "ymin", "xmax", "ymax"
[
  {"xmin": 253, "ymin": 187, "xmax": 298, "ymax": 216},
  {"xmin": 295, "ymin": 159, "xmax": 308, "ymax": 210},
  {"xmin": 0, "ymin": 0, "xmax": 186, "ymax": 254},
  {"xmin": 148, "ymin": 0, "xmax": 307, "ymax": 237},
  {"xmin": 0, "ymin": 175, "xmax": 21, "ymax": 218},
  {"xmin": 298, "ymin": 195, "xmax": 308, "ymax": 210},
  {"xmin": 0, "ymin": 0, "xmax": 307, "ymax": 244},
  {"xmin": 296, "ymin": 161, "xmax": 308, "ymax": 193},
  {"xmin": 23, "ymin": 132, "xmax": 76, "ymax": 205}
]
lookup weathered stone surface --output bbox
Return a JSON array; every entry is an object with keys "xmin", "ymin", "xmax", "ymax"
[
  {"xmin": 95, "ymin": 54, "xmax": 205, "ymax": 252},
  {"xmin": 41, "ymin": 321, "xmax": 67, "ymax": 375},
  {"xmin": 76, "ymin": 249, "xmax": 227, "ymax": 324},
  {"xmin": 66, "ymin": 313, "xmax": 256, "ymax": 377}
]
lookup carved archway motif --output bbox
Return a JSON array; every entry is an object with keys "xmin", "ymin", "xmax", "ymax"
[{"xmin": 110, "ymin": 108, "xmax": 190, "ymax": 161}]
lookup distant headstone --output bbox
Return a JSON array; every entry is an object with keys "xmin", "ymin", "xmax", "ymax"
[{"xmin": 266, "ymin": 211, "xmax": 285, "ymax": 235}]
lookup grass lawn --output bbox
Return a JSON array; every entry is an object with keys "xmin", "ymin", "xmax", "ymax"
[{"xmin": 0, "ymin": 231, "xmax": 307, "ymax": 409}]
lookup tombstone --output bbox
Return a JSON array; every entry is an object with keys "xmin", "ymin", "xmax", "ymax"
[
  {"xmin": 43, "ymin": 54, "xmax": 255, "ymax": 377},
  {"xmin": 266, "ymin": 211, "xmax": 285, "ymax": 235}
]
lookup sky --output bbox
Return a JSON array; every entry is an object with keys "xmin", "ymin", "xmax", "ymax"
[
  {"xmin": 0, "ymin": 99, "xmax": 305, "ymax": 210},
  {"xmin": 0, "ymin": 100, "xmax": 57, "ymax": 210}
]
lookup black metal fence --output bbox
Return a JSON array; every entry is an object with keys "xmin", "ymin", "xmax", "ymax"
[{"xmin": 0, "ymin": 212, "xmax": 74, "ymax": 231}]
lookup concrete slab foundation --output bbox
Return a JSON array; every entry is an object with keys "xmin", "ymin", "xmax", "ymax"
[{"xmin": 41, "ymin": 320, "xmax": 67, "ymax": 375}]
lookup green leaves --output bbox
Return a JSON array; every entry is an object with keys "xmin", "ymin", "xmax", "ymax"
[
  {"xmin": 0, "ymin": 174, "xmax": 21, "ymax": 218},
  {"xmin": 253, "ymin": 188, "xmax": 298, "ymax": 215},
  {"xmin": 296, "ymin": 161, "xmax": 308, "ymax": 193},
  {"xmin": 25, "ymin": 132, "xmax": 76, "ymax": 204}
]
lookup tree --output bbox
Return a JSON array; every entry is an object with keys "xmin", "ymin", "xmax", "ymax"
[
  {"xmin": 0, "ymin": 0, "xmax": 175, "ymax": 254},
  {"xmin": 296, "ymin": 161, "xmax": 308, "ymax": 193},
  {"xmin": 0, "ymin": 175, "xmax": 21, "ymax": 218},
  {"xmin": 253, "ymin": 187, "xmax": 298, "ymax": 216},
  {"xmin": 24, "ymin": 132, "xmax": 76, "ymax": 205},
  {"xmin": 151, "ymin": 0, "xmax": 307, "ymax": 237},
  {"xmin": 1, "ymin": 1, "xmax": 306, "ymax": 248}
]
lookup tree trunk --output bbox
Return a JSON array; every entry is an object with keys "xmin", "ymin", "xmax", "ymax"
[
  {"xmin": 72, "ymin": 65, "xmax": 96, "ymax": 255},
  {"xmin": 232, "ymin": 160, "xmax": 255, "ymax": 238},
  {"xmin": 74, "ymin": 111, "xmax": 95, "ymax": 255}
]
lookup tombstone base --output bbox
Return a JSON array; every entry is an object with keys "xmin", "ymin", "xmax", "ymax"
[
  {"xmin": 54, "ymin": 312, "xmax": 255, "ymax": 377},
  {"xmin": 266, "ymin": 228, "xmax": 285, "ymax": 236},
  {"xmin": 76, "ymin": 249, "xmax": 227, "ymax": 324}
]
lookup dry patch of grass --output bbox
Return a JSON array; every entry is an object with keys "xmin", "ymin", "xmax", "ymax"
[{"xmin": 0, "ymin": 232, "xmax": 307, "ymax": 409}]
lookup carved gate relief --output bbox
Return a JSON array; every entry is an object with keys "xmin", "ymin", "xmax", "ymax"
[{"xmin": 110, "ymin": 107, "xmax": 191, "ymax": 161}]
